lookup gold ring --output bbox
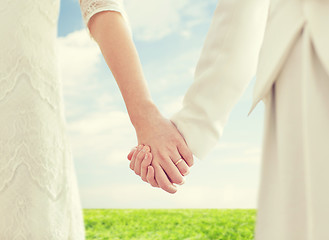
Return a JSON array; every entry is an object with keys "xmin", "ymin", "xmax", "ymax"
[{"xmin": 175, "ymin": 158, "xmax": 184, "ymax": 166}]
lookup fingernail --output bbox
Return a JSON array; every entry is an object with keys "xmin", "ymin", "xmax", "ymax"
[
  {"xmin": 141, "ymin": 146, "xmax": 148, "ymax": 153},
  {"xmin": 183, "ymin": 169, "xmax": 190, "ymax": 176},
  {"xmin": 137, "ymin": 145, "xmax": 143, "ymax": 150},
  {"xmin": 144, "ymin": 153, "xmax": 148, "ymax": 160},
  {"xmin": 178, "ymin": 178, "xmax": 185, "ymax": 185}
]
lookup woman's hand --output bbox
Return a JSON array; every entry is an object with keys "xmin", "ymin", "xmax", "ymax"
[
  {"xmin": 127, "ymin": 145, "xmax": 161, "ymax": 188},
  {"xmin": 129, "ymin": 112, "xmax": 193, "ymax": 194},
  {"xmin": 127, "ymin": 145, "xmax": 160, "ymax": 188}
]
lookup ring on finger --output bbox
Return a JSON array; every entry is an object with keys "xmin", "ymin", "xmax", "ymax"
[{"xmin": 175, "ymin": 158, "xmax": 184, "ymax": 166}]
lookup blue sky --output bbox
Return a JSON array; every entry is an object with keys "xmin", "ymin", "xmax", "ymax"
[{"xmin": 57, "ymin": 0, "xmax": 265, "ymax": 208}]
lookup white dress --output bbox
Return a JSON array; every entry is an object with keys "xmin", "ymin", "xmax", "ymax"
[{"xmin": 0, "ymin": 0, "xmax": 128, "ymax": 239}]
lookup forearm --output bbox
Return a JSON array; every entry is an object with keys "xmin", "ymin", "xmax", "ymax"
[
  {"xmin": 171, "ymin": 0, "xmax": 269, "ymax": 159},
  {"xmin": 88, "ymin": 11, "xmax": 160, "ymax": 129}
]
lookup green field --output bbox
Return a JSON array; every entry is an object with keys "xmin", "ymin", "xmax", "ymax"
[{"xmin": 84, "ymin": 209, "xmax": 257, "ymax": 240}]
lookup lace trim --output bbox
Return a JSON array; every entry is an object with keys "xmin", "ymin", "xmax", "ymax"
[
  {"xmin": 79, "ymin": 0, "xmax": 132, "ymax": 38},
  {"xmin": 0, "ymin": 163, "xmax": 85, "ymax": 239},
  {"xmin": 36, "ymin": 0, "xmax": 60, "ymax": 24},
  {"xmin": 0, "ymin": 58, "xmax": 60, "ymax": 111},
  {"xmin": 0, "ymin": 78, "xmax": 69, "ymax": 199},
  {"xmin": 0, "ymin": 5, "xmax": 61, "ymax": 110}
]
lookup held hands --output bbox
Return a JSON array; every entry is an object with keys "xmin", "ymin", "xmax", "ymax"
[
  {"xmin": 129, "ymin": 114, "xmax": 193, "ymax": 194},
  {"xmin": 87, "ymin": 10, "xmax": 193, "ymax": 193},
  {"xmin": 127, "ymin": 144, "xmax": 191, "ymax": 193},
  {"xmin": 127, "ymin": 145, "xmax": 158, "ymax": 187}
]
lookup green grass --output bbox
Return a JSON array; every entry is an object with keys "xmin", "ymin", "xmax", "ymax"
[{"xmin": 84, "ymin": 209, "xmax": 257, "ymax": 240}]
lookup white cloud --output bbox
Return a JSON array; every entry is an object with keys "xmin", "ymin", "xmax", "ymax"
[
  {"xmin": 125, "ymin": 0, "xmax": 187, "ymax": 41},
  {"xmin": 57, "ymin": 29, "xmax": 104, "ymax": 119},
  {"xmin": 67, "ymin": 110, "xmax": 136, "ymax": 167},
  {"xmin": 125, "ymin": 0, "xmax": 216, "ymax": 41},
  {"xmin": 57, "ymin": 29, "xmax": 138, "ymax": 168},
  {"xmin": 145, "ymin": 47, "xmax": 200, "ymax": 96},
  {"xmin": 57, "ymin": 29, "xmax": 100, "ymax": 91}
]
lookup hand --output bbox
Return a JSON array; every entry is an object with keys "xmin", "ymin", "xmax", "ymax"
[
  {"xmin": 130, "ymin": 113, "xmax": 194, "ymax": 194},
  {"xmin": 127, "ymin": 144, "xmax": 192, "ymax": 190},
  {"xmin": 127, "ymin": 145, "xmax": 160, "ymax": 188}
]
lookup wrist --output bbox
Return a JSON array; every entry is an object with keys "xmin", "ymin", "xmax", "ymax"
[{"xmin": 128, "ymin": 100, "xmax": 162, "ymax": 130}]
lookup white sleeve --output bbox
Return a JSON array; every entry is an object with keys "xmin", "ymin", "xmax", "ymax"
[
  {"xmin": 170, "ymin": 0, "xmax": 269, "ymax": 160},
  {"xmin": 79, "ymin": 0, "xmax": 132, "ymax": 37}
]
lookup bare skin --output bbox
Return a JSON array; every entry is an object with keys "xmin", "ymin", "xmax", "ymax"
[
  {"xmin": 88, "ymin": 11, "xmax": 193, "ymax": 193},
  {"xmin": 127, "ymin": 141, "xmax": 191, "ymax": 190}
]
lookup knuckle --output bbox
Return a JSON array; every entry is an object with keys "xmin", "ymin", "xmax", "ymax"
[
  {"xmin": 156, "ymin": 151, "xmax": 167, "ymax": 160},
  {"xmin": 168, "ymin": 147, "xmax": 178, "ymax": 155},
  {"xmin": 141, "ymin": 160, "xmax": 149, "ymax": 167},
  {"xmin": 137, "ymin": 152, "xmax": 145, "ymax": 161}
]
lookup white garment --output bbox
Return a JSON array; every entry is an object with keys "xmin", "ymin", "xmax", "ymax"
[
  {"xmin": 170, "ymin": 0, "xmax": 329, "ymax": 239},
  {"xmin": 171, "ymin": 0, "xmax": 329, "ymax": 159},
  {"xmin": 0, "ymin": 0, "xmax": 128, "ymax": 239},
  {"xmin": 255, "ymin": 23, "xmax": 329, "ymax": 240}
]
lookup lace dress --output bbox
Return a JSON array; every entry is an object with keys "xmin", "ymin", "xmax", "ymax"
[{"xmin": 0, "ymin": 0, "xmax": 128, "ymax": 239}]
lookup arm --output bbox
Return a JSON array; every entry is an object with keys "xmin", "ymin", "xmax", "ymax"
[
  {"xmin": 171, "ymin": 0, "xmax": 270, "ymax": 160},
  {"xmin": 88, "ymin": 11, "xmax": 156, "ymax": 127},
  {"xmin": 79, "ymin": 0, "xmax": 193, "ymax": 194},
  {"xmin": 80, "ymin": 0, "xmax": 151, "ymax": 121}
]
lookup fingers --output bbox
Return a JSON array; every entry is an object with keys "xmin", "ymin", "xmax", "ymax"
[
  {"xmin": 157, "ymin": 155, "xmax": 185, "ymax": 185},
  {"xmin": 172, "ymin": 154, "xmax": 190, "ymax": 176},
  {"xmin": 153, "ymin": 163, "xmax": 177, "ymax": 194},
  {"xmin": 127, "ymin": 147, "xmax": 137, "ymax": 161},
  {"xmin": 130, "ymin": 144, "xmax": 143, "ymax": 171},
  {"xmin": 170, "ymin": 120, "xmax": 194, "ymax": 167},
  {"xmin": 134, "ymin": 145, "xmax": 150, "ymax": 176},
  {"xmin": 141, "ymin": 152, "xmax": 152, "ymax": 182},
  {"xmin": 146, "ymin": 165, "xmax": 159, "ymax": 188},
  {"xmin": 129, "ymin": 145, "xmax": 152, "ymax": 179},
  {"xmin": 177, "ymin": 142, "xmax": 194, "ymax": 167},
  {"xmin": 128, "ymin": 144, "xmax": 188, "ymax": 194}
]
